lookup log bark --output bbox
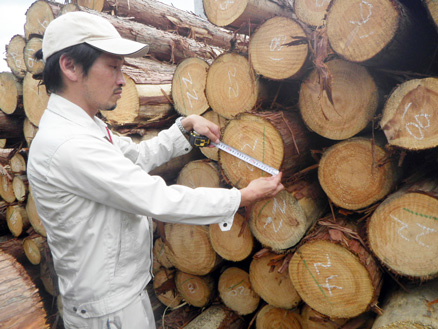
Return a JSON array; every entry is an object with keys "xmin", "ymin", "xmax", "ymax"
[
  {"xmin": 164, "ymin": 223, "xmax": 222, "ymax": 276},
  {"xmin": 177, "ymin": 159, "xmax": 223, "ymax": 188},
  {"xmin": 174, "ymin": 271, "xmax": 215, "ymax": 308},
  {"xmin": 171, "ymin": 58, "xmax": 210, "ymax": 116},
  {"xmin": 249, "ymin": 251, "xmax": 301, "ymax": 309},
  {"xmin": 380, "ymin": 77, "xmax": 438, "ymax": 150},
  {"xmin": 0, "ymin": 72, "xmax": 23, "ymax": 115},
  {"xmin": 294, "ymin": 0, "xmax": 333, "ymax": 27},
  {"xmin": 299, "ymin": 58, "xmax": 379, "ymax": 140},
  {"xmin": 23, "ymin": 72, "xmax": 49, "ymax": 127},
  {"xmin": 6, "ymin": 205, "xmax": 30, "ymax": 238},
  {"xmin": 249, "ymin": 16, "xmax": 309, "ymax": 80},
  {"xmin": 220, "ymin": 111, "xmax": 313, "ymax": 188},
  {"xmin": 24, "ymin": 37, "xmax": 44, "ymax": 75},
  {"xmin": 249, "ymin": 178, "xmax": 327, "ymax": 251},
  {"xmin": 367, "ymin": 178, "xmax": 438, "ymax": 280},
  {"xmin": 371, "ymin": 280, "xmax": 438, "ymax": 329},
  {"xmin": 205, "ymin": 53, "xmax": 261, "ymax": 119},
  {"xmin": 0, "ymin": 250, "xmax": 50, "ymax": 329},
  {"xmin": 255, "ymin": 305, "xmax": 302, "ymax": 329},
  {"xmin": 78, "ymin": 7, "xmax": 223, "ymax": 64},
  {"xmin": 289, "ymin": 218, "xmax": 383, "ymax": 319},
  {"xmin": 102, "ymin": 0, "xmax": 249, "ymax": 53},
  {"xmin": 203, "ymin": 0, "xmax": 294, "ymax": 32},
  {"xmin": 218, "ymin": 266, "xmax": 260, "ymax": 315},
  {"xmin": 326, "ymin": 0, "xmax": 438, "ymax": 71},
  {"xmin": 5, "ymin": 35, "xmax": 27, "ymax": 79},
  {"xmin": 318, "ymin": 137, "xmax": 399, "ymax": 210},
  {"xmin": 209, "ymin": 212, "xmax": 254, "ymax": 262},
  {"xmin": 183, "ymin": 304, "xmax": 246, "ymax": 329},
  {"xmin": 200, "ymin": 110, "xmax": 229, "ymax": 161}
]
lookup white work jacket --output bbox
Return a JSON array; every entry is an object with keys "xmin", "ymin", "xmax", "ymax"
[{"xmin": 27, "ymin": 94, "xmax": 240, "ymax": 318}]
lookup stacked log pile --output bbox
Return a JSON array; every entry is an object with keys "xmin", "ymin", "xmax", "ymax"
[{"xmin": 1, "ymin": 0, "xmax": 438, "ymax": 328}]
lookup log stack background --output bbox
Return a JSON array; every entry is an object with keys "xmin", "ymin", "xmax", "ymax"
[{"xmin": 1, "ymin": 0, "xmax": 438, "ymax": 328}]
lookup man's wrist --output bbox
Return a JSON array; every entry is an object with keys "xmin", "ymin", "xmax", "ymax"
[{"xmin": 176, "ymin": 116, "xmax": 189, "ymax": 135}]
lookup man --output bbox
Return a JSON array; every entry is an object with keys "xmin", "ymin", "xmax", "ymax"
[{"xmin": 28, "ymin": 11, "xmax": 284, "ymax": 329}]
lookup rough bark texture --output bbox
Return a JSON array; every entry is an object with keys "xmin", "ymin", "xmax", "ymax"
[{"xmin": 102, "ymin": 0, "xmax": 249, "ymax": 53}]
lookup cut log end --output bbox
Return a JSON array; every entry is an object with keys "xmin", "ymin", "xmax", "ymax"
[
  {"xmin": 380, "ymin": 77, "xmax": 438, "ymax": 150},
  {"xmin": 171, "ymin": 57, "xmax": 210, "ymax": 116},
  {"xmin": 175, "ymin": 271, "xmax": 214, "ymax": 308},
  {"xmin": 209, "ymin": 212, "xmax": 254, "ymax": 262},
  {"xmin": 294, "ymin": 0, "xmax": 332, "ymax": 27},
  {"xmin": 206, "ymin": 53, "xmax": 259, "ymax": 119},
  {"xmin": 0, "ymin": 72, "xmax": 23, "ymax": 115},
  {"xmin": 299, "ymin": 58, "xmax": 378, "ymax": 140},
  {"xmin": 24, "ymin": 0, "xmax": 55, "ymax": 39},
  {"xmin": 218, "ymin": 267, "xmax": 260, "ymax": 315},
  {"xmin": 318, "ymin": 138, "xmax": 398, "ymax": 210},
  {"xmin": 249, "ymin": 16, "xmax": 308, "ymax": 80},
  {"xmin": 5, "ymin": 35, "xmax": 27, "ymax": 79},
  {"xmin": 200, "ymin": 111, "xmax": 229, "ymax": 161},
  {"xmin": 23, "ymin": 72, "xmax": 49, "ymax": 127},
  {"xmin": 368, "ymin": 191, "xmax": 438, "ymax": 280},
  {"xmin": 220, "ymin": 113, "xmax": 284, "ymax": 188},
  {"xmin": 256, "ymin": 305, "xmax": 302, "ymax": 329},
  {"xmin": 249, "ymin": 252, "xmax": 301, "ymax": 309},
  {"xmin": 289, "ymin": 240, "xmax": 376, "ymax": 319},
  {"xmin": 327, "ymin": 0, "xmax": 399, "ymax": 62}
]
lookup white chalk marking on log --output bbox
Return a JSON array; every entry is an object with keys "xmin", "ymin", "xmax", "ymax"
[
  {"xmin": 263, "ymin": 197, "xmax": 286, "ymax": 233},
  {"xmin": 415, "ymin": 223, "xmax": 437, "ymax": 248},
  {"xmin": 390, "ymin": 214, "xmax": 410, "ymax": 241},
  {"xmin": 313, "ymin": 253, "xmax": 332, "ymax": 275},
  {"xmin": 227, "ymin": 67, "xmax": 239, "ymax": 98},
  {"xmin": 320, "ymin": 275, "xmax": 343, "ymax": 296},
  {"xmin": 216, "ymin": 0, "xmax": 235, "ymax": 11},
  {"xmin": 239, "ymin": 139, "xmax": 258, "ymax": 172},
  {"xmin": 346, "ymin": 0, "xmax": 374, "ymax": 47},
  {"xmin": 405, "ymin": 113, "xmax": 432, "ymax": 140},
  {"xmin": 316, "ymin": 0, "xmax": 330, "ymax": 7},
  {"xmin": 181, "ymin": 72, "xmax": 199, "ymax": 109}
]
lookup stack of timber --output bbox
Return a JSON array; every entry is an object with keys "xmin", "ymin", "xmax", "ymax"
[{"xmin": 1, "ymin": 0, "xmax": 438, "ymax": 328}]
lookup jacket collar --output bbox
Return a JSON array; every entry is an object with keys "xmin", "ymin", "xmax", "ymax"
[{"xmin": 47, "ymin": 93, "xmax": 109, "ymax": 139}]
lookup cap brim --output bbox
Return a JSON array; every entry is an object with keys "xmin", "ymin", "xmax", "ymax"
[{"xmin": 86, "ymin": 38, "xmax": 149, "ymax": 57}]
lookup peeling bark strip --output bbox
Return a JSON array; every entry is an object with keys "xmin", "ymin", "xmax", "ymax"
[
  {"xmin": 380, "ymin": 77, "xmax": 438, "ymax": 150},
  {"xmin": 294, "ymin": 0, "xmax": 333, "ymax": 27}
]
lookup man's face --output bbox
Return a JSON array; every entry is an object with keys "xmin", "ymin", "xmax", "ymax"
[{"xmin": 80, "ymin": 53, "xmax": 125, "ymax": 113}]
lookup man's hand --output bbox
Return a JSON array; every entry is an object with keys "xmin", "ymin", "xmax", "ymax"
[
  {"xmin": 239, "ymin": 172, "xmax": 284, "ymax": 207},
  {"xmin": 181, "ymin": 115, "xmax": 220, "ymax": 145}
]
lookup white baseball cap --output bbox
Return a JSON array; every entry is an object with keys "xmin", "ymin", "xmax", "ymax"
[{"xmin": 42, "ymin": 11, "xmax": 149, "ymax": 62}]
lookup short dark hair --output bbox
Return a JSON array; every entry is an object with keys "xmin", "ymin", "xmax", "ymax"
[{"xmin": 35, "ymin": 43, "xmax": 102, "ymax": 94}]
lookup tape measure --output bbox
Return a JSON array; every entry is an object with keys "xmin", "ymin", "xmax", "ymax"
[{"xmin": 189, "ymin": 131, "xmax": 280, "ymax": 176}]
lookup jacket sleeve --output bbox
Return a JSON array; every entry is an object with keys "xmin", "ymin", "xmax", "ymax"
[
  {"xmin": 112, "ymin": 124, "xmax": 193, "ymax": 173},
  {"xmin": 46, "ymin": 133, "xmax": 241, "ymax": 226}
]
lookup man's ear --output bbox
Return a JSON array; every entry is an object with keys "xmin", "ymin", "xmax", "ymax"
[{"xmin": 59, "ymin": 54, "xmax": 79, "ymax": 82}]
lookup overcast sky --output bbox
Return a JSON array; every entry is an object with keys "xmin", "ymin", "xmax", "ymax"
[{"xmin": 0, "ymin": 0, "xmax": 195, "ymax": 73}]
